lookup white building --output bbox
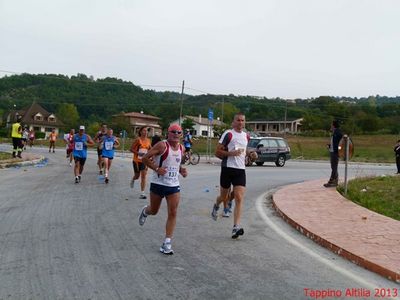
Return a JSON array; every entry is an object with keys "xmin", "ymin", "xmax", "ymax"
[
  {"xmin": 172, "ymin": 115, "xmax": 226, "ymax": 138},
  {"xmin": 247, "ymin": 118, "xmax": 303, "ymax": 135}
]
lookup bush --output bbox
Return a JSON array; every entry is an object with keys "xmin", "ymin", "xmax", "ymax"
[
  {"xmin": 36, "ymin": 132, "xmax": 46, "ymax": 139},
  {"xmin": 0, "ymin": 127, "xmax": 10, "ymax": 138}
]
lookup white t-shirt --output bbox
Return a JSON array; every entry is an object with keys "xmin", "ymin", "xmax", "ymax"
[{"xmin": 219, "ymin": 129, "xmax": 249, "ymax": 170}]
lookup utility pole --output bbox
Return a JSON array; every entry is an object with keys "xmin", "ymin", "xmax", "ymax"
[
  {"xmin": 284, "ymin": 99, "xmax": 287, "ymax": 138},
  {"xmin": 179, "ymin": 80, "xmax": 185, "ymax": 125},
  {"xmin": 221, "ymin": 97, "xmax": 224, "ymax": 122}
]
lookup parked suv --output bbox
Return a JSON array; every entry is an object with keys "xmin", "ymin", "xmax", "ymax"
[{"xmin": 246, "ymin": 137, "xmax": 291, "ymax": 167}]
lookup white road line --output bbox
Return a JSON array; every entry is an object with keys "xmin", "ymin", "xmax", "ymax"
[{"xmin": 255, "ymin": 192, "xmax": 395, "ymax": 293}]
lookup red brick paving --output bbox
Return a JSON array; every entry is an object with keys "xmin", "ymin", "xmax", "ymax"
[{"xmin": 273, "ymin": 179, "xmax": 400, "ymax": 282}]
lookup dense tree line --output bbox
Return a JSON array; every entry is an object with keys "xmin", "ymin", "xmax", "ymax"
[{"xmin": 0, "ymin": 73, "xmax": 399, "ymax": 135}]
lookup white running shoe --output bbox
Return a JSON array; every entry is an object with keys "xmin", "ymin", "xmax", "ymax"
[{"xmin": 160, "ymin": 242, "xmax": 174, "ymax": 255}]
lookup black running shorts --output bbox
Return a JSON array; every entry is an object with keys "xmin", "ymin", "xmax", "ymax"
[
  {"xmin": 133, "ymin": 161, "xmax": 146, "ymax": 173},
  {"xmin": 74, "ymin": 157, "xmax": 86, "ymax": 166},
  {"xmin": 220, "ymin": 167, "xmax": 246, "ymax": 188}
]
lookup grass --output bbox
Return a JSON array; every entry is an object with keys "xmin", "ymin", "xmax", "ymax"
[
  {"xmin": 286, "ymin": 134, "xmax": 397, "ymax": 163},
  {"xmin": 0, "ymin": 152, "xmax": 11, "ymax": 160},
  {"xmin": 337, "ymin": 176, "xmax": 400, "ymax": 221}
]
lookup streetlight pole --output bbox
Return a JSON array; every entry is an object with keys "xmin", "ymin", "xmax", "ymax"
[{"xmin": 179, "ymin": 80, "xmax": 185, "ymax": 125}]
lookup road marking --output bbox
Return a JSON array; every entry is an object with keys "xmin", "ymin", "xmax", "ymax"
[{"xmin": 255, "ymin": 192, "xmax": 394, "ymax": 292}]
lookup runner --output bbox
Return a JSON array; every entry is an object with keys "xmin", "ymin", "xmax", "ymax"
[
  {"xmin": 130, "ymin": 126, "xmax": 151, "ymax": 199},
  {"xmin": 139, "ymin": 124, "xmax": 188, "ymax": 255},
  {"xmin": 183, "ymin": 128, "xmax": 192, "ymax": 153},
  {"xmin": 22, "ymin": 126, "xmax": 29, "ymax": 150},
  {"xmin": 48, "ymin": 128, "xmax": 58, "ymax": 153},
  {"xmin": 101, "ymin": 128, "xmax": 120, "ymax": 184},
  {"xmin": 94, "ymin": 124, "xmax": 108, "ymax": 175},
  {"xmin": 73, "ymin": 126, "xmax": 94, "ymax": 184},
  {"xmin": 211, "ymin": 112, "xmax": 257, "ymax": 239},
  {"xmin": 64, "ymin": 129, "xmax": 75, "ymax": 166},
  {"xmin": 28, "ymin": 129, "xmax": 35, "ymax": 148}
]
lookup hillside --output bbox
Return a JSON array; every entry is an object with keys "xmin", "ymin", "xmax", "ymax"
[{"xmin": 1, "ymin": 73, "xmax": 399, "ymax": 134}]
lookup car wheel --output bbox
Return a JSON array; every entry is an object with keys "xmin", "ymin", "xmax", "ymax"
[
  {"xmin": 275, "ymin": 155, "xmax": 285, "ymax": 167},
  {"xmin": 255, "ymin": 162, "xmax": 264, "ymax": 166}
]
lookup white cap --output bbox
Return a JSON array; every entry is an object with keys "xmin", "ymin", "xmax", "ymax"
[{"xmin": 79, "ymin": 125, "xmax": 85, "ymax": 130}]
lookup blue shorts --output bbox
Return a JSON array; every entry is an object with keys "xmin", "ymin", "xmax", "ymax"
[{"xmin": 150, "ymin": 183, "xmax": 180, "ymax": 198}]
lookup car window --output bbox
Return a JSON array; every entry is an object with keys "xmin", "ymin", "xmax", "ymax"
[
  {"xmin": 248, "ymin": 139, "xmax": 260, "ymax": 148},
  {"xmin": 276, "ymin": 139, "xmax": 287, "ymax": 147},
  {"xmin": 266, "ymin": 139, "xmax": 278, "ymax": 147}
]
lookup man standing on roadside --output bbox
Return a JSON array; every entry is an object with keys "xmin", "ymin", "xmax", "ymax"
[
  {"xmin": 211, "ymin": 112, "xmax": 257, "ymax": 239},
  {"xmin": 11, "ymin": 115, "xmax": 23, "ymax": 158},
  {"xmin": 394, "ymin": 139, "xmax": 400, "ymax": 174},
  {"xmin": 139, "ymin": 124, "xmax": 188, "ymax": 255},
  {"xmin": 324, "ymin": 120, "xmax": 343, "ymax": 187}
]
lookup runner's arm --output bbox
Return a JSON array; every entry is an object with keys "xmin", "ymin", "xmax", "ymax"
[
  {"xmin": 215, "ymin": 143, "xmax": 241, "ymax": 158},
  {"xmin": 86, "ymin": 135, "xmax": 95, "ymax": 146},
  {"xmin": 142, "ymin": 142, "xmax": 167, "ymax": 175},
  {"xmin": 130, "ymin": 139, "xmax": 139, "ymax": 154},
  {"xmin": 113, "ymin": 138, "xmax": 120, "ymax": 148}
]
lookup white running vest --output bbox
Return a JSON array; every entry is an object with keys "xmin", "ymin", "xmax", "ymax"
[{"xmin": 151, "ymin": 142, "xmax": 183, "ymax": 187}]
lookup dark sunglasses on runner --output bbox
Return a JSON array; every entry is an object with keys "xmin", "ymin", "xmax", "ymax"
[{"xmin": 169, "ymin": 130, "xmax": 182, "ymax": 134}]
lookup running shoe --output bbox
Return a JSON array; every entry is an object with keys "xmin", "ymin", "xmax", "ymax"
[
  {"xmin": 78, "ymin": 175, "xmax": 81, "ymax": 182},
  {"xmin": 232, "ymin": 227, "xmax": 244, "ymax": 239},
  {"xmin": 105, "ymin": 177, "xmax": 109, "ymax": 184},
  {"xmin": 139, "ymin": 206, "xmax": 148, "ymax": 226},
  {"xmin": 75, "ymin": 177, "xmax": 79, "ymax": 184},
  {"xmin": 211, "ymin": 204, "xmax": 219, "ymax": 221},
  {"xmin": 228, "ymin": 200, "xmax": 233, "ymax": 213},
  {"xmin": 99, "ymin": 170, "xmax": 103, "ymax": 175},
  {"xmin": 222, "ymin": 208, "xmax": 230, "ymax": 218},
  {"xmin": 139, "ymin": 194, "xmax": 147, "ymax": 199},
  {"xmin": 130, "ymin": 179, "xmax": 135, "ymax": 189},
  {"xmin": 159, "ymin": 242, "xmax": 174, "ymax": 255}
]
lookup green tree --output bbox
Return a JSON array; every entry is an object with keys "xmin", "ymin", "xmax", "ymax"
[
  {"xmin": 56, "ymin": 103, "xmax": 80, "ymax": 130},
  {"xmin": 181, "ymin": 118, "xmax": 195, "ymax": 131}
]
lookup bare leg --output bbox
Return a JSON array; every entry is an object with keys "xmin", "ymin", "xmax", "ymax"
[
  {"xmin": 232, "ymin": 185, "xmax": 245, "ymax": 226},
  {"xmin": 165, "ymin": 193, "xmax": 180, "ymax": 238}
]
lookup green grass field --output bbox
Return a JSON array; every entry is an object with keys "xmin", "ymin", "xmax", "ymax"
[{"xmin": 338, "ymin": 176, "xmax": 400, "ymax": 221}]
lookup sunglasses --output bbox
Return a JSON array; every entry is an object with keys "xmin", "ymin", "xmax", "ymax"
[{"xmin": 169, "ymin": 130, "xmax": 182, "ymax": 134}]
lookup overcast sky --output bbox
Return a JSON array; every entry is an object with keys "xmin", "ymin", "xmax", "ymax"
[{"xmin": 1, "ymin": 0, "xmax": 399, "ymax": 98}]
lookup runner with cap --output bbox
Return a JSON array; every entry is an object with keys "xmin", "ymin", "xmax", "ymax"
[
  {"xmin": 139, "ymin": 124, "xmax": 188, "ymax": 255},
  {"xmin": 73, "ymin": 125, "xmax": 94, "ymax": 184},
  {"xmin": 101, "ymin": 128, "xmax": 120, "ymax": 184}
]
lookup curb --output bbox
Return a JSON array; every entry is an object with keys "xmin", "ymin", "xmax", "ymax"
[
  {"xmin": 0, "ymin": 156, "xmax": 46, "ymax": 169},
  {"xmin": 272, "ymin": 181, "xmax": 400, "ymax": 283}
]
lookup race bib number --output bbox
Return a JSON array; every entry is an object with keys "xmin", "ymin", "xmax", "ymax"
[
  {"xmin": 75, "ymin": 142, "xmax": 83, "ymax": 151},
  {"xmin": 138, "ymin": 148, "xmax": 148, "ymax": 158},
  {"xmin": 165, "ymin": 166, "xmax": 179, "ymax": 184},
  {"xmin": 235, "ymin": 145, "xmax": 246, "ymax": 154},
  {"xmin": 105, "ymin": 141, "xmax": 114, "ymax": 151}
]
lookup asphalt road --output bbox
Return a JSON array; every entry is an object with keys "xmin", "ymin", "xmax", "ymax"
[{"xmin": 0, "ymin": 146, "xmax": 398, "ymax": 299}]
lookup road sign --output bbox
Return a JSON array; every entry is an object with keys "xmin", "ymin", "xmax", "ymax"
[{"xmin": 208, "ymin": 109, "xmax": 213, "ymax": 121}]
